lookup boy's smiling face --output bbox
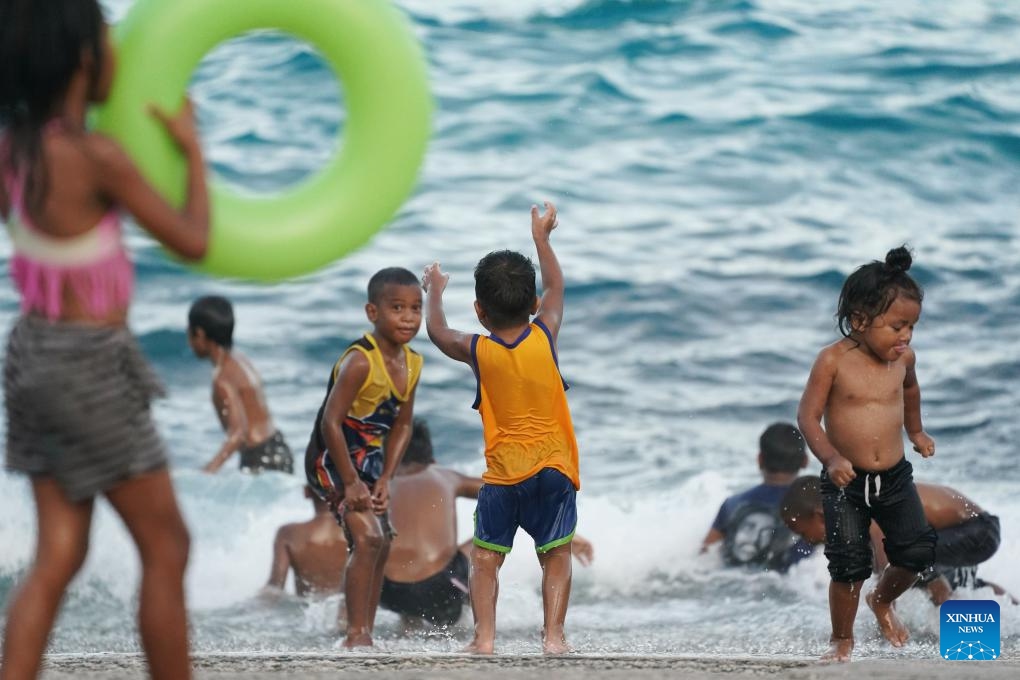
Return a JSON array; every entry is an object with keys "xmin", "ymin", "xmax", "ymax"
[{"xmin": 366, "ymin": 283, "xmax": 423, "ymax": 345}]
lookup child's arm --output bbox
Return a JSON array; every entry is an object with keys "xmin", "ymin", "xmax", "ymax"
[
  {"xmin": 91, "ymin": 99, "xmax": 209, "ymax": 260},
  {"xmin": 798, "ymin": 347, "xmax": 856, "ymax": 487},
  {"xmin": 700, "ymin": 502, "xmax": 729, "ymax": 553},
  {"xmin": 203, "ymin": 378, "xmax": 248, "ymax": 473},
  {"xmin": 699, "ymin": 527, "xmax": 725, "ymax": 554},
  {"xmin": 372, "ymin": 386, "xmax": 416, "ymax": 514},
  {"xmin": 423, "ymin": 262, "xmax": 473, "ymax": 363},
  {"xmin": 320, "ymin": 353, "xmax": 373, "ymax": 511},
  {"xmin": 531, "ymin": 202, "xmax": 564, "ymax": 342},
  {"xmin": 454, "ymin": 472, "xmax": 484, "ymax": 499},
  {"xmin": 263, "ymin": 525, "xmax": 293, "ymax": 594},
  {"xmin": 902, "ymin": 349, "xmax": 935, "ymax": 457}
]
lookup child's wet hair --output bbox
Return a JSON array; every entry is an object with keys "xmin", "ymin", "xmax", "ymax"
[
  {"xmin": 836, "ymin": 245, "xmax": 923, "ymax": 337},
  {"xmin": 0, "ymin": 0, "xmax": 105, "ymax": 211},
  {"xmin": 402, "ymin": 418, "xmax": 435, "ymax": 465},
  {"xmin": 188, "ymin": 296, "xmax": 235, "ymax": 349},
  {"xmin": 759, "ymin": 422, "xmax": 806, "ymax": 474},
  {"xmin": 367, "ymin": 267, "xmax": 419, "ymax": 304},
  {"xmin": 474, "ymin": 249, "xmax": 537, "ymax": 329},
  {"xmin": 779, "ymin": 476, "xmax": 821, "ymax": 524}
]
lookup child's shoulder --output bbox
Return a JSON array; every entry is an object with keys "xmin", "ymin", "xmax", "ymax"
[
  {"xmin": 72, "ymin": 131, "xmax": 138, "ymax": 181},
  {"xmin": 815, "ymin": 338, "xmax": 856, "ymax": 364},
  {"xmin": 77, "ymin": 131, "xmax": 125, "ymax": 163}
]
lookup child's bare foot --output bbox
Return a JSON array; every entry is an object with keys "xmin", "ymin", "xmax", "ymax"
[
  {"xmin": 543, "ymin": 638, "xmax": 572, "ymax": 655},
  {"xmin": 342, "ymin": 632, "xmax": 373, "ymax": 649},
  {"xmin": 866, "ymin": 592, "xmax": 909, "ymax": 647},
  {"xmin": 821, "ymin": 637, "xmax": 854, "ymax": 662},
  {"xmin": 462, "ymin": 639, "xmax": 494, "ymax": 655}
]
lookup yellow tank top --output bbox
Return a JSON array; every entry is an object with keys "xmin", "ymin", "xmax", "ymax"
[
  {"xmin": 312, "ymin": 333, "xmax": 423, "ymax": 480},
  {"xmin": 471, "ymin": 320, "xmax": 580, "ymax": 489}
]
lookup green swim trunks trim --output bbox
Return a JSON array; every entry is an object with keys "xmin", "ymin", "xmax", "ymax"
[
  {"xmin": 537, "ymin": 529, "xmax": 576, "ymax": 554},
  {"xmin": 473, "ymin": 536, "xmax": 513, "ymax": 554}
]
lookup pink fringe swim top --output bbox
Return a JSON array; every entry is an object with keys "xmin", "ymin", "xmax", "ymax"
[{"xmin": 2, "ymin": 162, "xmax": 134, "ymax": 321}]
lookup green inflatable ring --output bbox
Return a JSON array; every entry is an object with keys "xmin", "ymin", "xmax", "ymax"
[{"xmin": 95, "ymin": 0, "xmax": 431, "ymax": 281}]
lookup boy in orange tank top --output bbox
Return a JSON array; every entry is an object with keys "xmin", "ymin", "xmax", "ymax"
[{"xmin": 423, "ymin": 201, "xmax": 579, "ymax": 655}]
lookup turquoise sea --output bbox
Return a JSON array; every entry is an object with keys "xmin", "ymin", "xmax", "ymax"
[{"xmin": 2, "ymin": 0, "xmax": 1019, "ymax": 659}]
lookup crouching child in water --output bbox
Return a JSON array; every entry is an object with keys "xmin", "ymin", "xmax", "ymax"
[
  {"xmin": 188, "ymin": 295, "xmax": 293, "ymax": 474},
  {"xmin": 798, "ymin": 246, "xmax": 938, "ymax": 662},
  {"xmin": 304, "ymin": 267, "xmax": 423, "ymax": 648},
  {"xmin": 423, "ymin": 201, "xmax": 580, "ymax": 655}
]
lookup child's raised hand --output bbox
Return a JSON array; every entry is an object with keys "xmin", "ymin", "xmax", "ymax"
[
  {"xmin": 421, "ymin": 262, "xmax": 449, "ymax": 294},
  {"xmin": 910, "ymin": 431, "xmax": 936, "ymax": 458},
  {"xmin": 825, "ymin": 454, "xmax": 856, "ymax": 488},
  {"xmin": 148, "ymin": 97, "xmax": 201, "ymax": 153},
  {"xmin": 531, "ymin": 201, "xmax": 558, "ymax": 241}
]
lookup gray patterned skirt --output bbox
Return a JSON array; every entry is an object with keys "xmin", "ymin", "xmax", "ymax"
[{"xmin": 4, "ymin": 315, "xmax": 169, "ymax": 501}]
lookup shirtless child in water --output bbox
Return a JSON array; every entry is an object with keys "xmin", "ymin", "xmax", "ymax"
[
  {"xmin": 263, "ymin": 486, "xmax": 346, "ymax": 597},
  {"xmin": 188, "ymin": 296, "xmax": 294, "ymax": 473},
  {"xmin": 797, "ymin": 246, "xmax": 937, "ymax": 662}
]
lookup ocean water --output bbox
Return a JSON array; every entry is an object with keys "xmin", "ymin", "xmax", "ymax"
[{"xmin": 2, "ymin": 0, "xmax": 1019, "ymax": 660}]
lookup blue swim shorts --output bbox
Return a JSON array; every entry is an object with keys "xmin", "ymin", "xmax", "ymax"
[{"xmin": 474, "ymin": 467, "xmax": 577, "ymax": 554}]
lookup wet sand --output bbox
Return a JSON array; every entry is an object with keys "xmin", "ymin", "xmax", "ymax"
[{"xmin": 35, "ymin": 653, "xmax": 1018, "ymax": 680}]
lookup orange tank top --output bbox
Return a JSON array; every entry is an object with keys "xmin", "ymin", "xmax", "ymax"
[{"xmin": 470, "ymin": 319, "xmax": 580, "ymax": 489}]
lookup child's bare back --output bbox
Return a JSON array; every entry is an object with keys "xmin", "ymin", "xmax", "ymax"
[{"xmin": 212, "ymin": 351, "xmax": 277, "ymax": 447}]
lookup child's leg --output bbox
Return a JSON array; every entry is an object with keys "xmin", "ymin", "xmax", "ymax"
[
  {"xmin": 536, "ymin": 543, "xmax": 572, "ymax": 654},
  {"xmin": 868, "ymin": 463, "xmax": 936, "ymax": 647},
  {"xmin": 825, "ymin": 580, "xmax": 863, "ymax": 662},
  {"xmin": 820, "ymin": 471, "xmax": 872, "ymax": 662},
  {"xmin": 104, "ymin": 469, "xmax": 191, "ymax": 680},
  {"xmin": 864, "ymin": 566, "xmax": 916, "ymax": 647},
  {"xmin": 0, "ymin": 478, "xmax": 93, "ymax": 680},
  {"xmin": 365, "ymin": 518, "xmax": 392, "ymax": 634},
  {"xmin": 467, "ymin": 546, "xmax": 505, "ymax": 654},
  {"xmin": 341, "ymin": 509, "xmax": 388, "ymax": 647},
  {"xmin": 522, "ymin": 469, "xmax": 577, "ymax": 654}
]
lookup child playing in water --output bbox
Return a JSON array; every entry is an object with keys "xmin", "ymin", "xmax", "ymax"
[
  {"xmin": 699, "ymin": 421, "xmax": 813, "ymax": 571},
  {"xmin": 798, "ymin": 246, "xmax": 937, "ymax": 662},
  {"xmin": 0, "ymin": 1, "xmax": 209, "ymax": 678},
  {"xmin": 188, "ymin": 295, "xmax": 294, "ymax": 474},
  {"xmin": 423, "ymin": 201, "xmax": 580, "ymax": 655},
  {"xmin": 263, "ymin": 486, "xmax": 348, "ymax": 598},
  {"xmin": 304, "ymin": 267, "xmax": 423, "ymax": 648}
]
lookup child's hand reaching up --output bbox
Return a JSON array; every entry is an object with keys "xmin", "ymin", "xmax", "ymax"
[
  {"xmin": 422, "ymin": 262, "xmax": 449, "ymax": 294},
  {"xmin": 531, "ymin": 201, "xmax": 558, "ymax": 241}
]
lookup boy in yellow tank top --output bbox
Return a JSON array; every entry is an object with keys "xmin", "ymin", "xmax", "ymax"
[
  {"xmin": 423, "ymin": 202, "xmax": 579, "ymax": 655},
  {"xmin": 304, "ymin": 267, "xmax": 423, "ymax": 648}
]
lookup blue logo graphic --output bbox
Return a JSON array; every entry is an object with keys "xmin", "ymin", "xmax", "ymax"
[{"xmin": 940, "ymin": 600, "xmax": 999, "ymax": 660}]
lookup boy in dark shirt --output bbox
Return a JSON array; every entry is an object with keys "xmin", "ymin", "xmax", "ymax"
[{"xmin": 700, "ymin": 422, "xmax": 813, "ymax": 570}]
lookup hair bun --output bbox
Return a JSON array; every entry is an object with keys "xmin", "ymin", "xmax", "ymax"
[{"xmin": 885, "ymin": 246, "xmax": 913, "ymax": 273}]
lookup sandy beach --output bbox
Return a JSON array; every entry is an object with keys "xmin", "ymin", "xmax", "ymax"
[{"xmin": 34, "ymin": 653, "xmax": 1019, "ymax": 680}]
